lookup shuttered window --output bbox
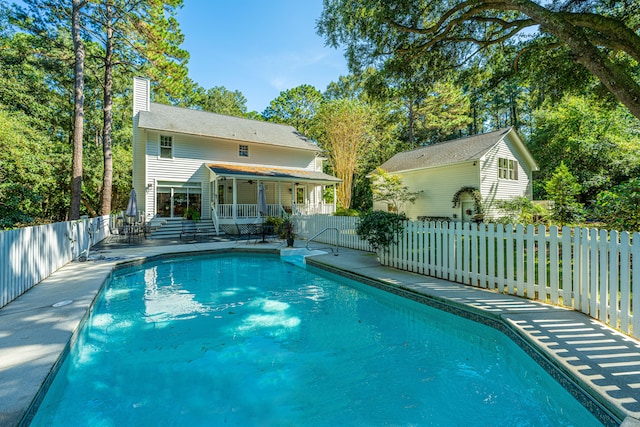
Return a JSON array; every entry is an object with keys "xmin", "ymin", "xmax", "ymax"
[{"xmin": 498, "ymin": 158, "xmax": 518, "ymax": 180}]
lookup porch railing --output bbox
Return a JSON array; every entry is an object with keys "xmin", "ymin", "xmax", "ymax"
[
  {"xmin": 294, "ymin": 203, "xmax": 335, "ymax": 215},
  {"xmin": 217, "ymin": 204, "xmax": 285, "ymax": 219}
]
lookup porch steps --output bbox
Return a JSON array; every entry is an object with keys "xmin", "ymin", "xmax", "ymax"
[{"xmin": 147, "ymin": 218, "xmax": 220, "ymax": 239}]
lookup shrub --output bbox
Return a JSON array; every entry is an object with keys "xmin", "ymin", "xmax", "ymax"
[
  {"xmin": 594, "ymin": 178, "xmax": 640, "ymax": 232},
  {"xmin": 356, "ymin": 210, "xmax": 407, "ymax": 250},
  {"xmin": 545, "ymin": 162, "xmax": 584, "ymax": 226},
  {"xmin": 494, "ymin": 197, "xmax": 548, "ymax": 225},
  {"xmin": 265, "ymin": 216, "xmax": 285, "ymax": 237},
  {"xmin": 334, "ymin": 207, "xmax": 360, "ymax": 216}
]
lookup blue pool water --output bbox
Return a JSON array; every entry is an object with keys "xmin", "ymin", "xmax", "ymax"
[{"xmin": 30, "ymin": 253, "xmax": 603, "ymax": 426}]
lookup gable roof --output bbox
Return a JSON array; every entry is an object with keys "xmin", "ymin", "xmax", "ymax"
[
  {"xmin": 379, "ymin": 128, "xmax": 538, "ymax": 173},
  {"xmin": 137, "ymin": 103, "xmax": 321, "ymax": 152}
]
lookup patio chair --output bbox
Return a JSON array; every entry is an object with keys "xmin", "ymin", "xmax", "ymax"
[
  {"xmin": 108, "ymin": 213, "xmax": 126, "ymax": 241},
  {"xmin": 235, "ymin": 223, "xmax": 262, "ymax": 243},
  {"xmin": 180, "ymin": 220, "xmax": 198, "ymax": 240}
]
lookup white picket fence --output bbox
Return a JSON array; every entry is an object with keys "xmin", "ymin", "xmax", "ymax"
[
  {"xmin": 294, "ymin": 216, "xmax": 638, "ymax": 339},
  {"xmin": 0, "ymin": 216, "xmax": 110, "ymax": 308}
]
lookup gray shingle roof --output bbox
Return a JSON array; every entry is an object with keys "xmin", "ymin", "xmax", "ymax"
[
  {"xmin": 138, "ymin": 103, "xmax": 321, "ymax": 152},
  {"xmin": 380, "ymin": 128, "xmax": 517, "ymax": 172}
]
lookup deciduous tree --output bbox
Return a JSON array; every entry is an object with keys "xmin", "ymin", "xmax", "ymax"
[
  {"xmin": 318, "ymin": 0, "xmax": 640, "ymax": 121},
  {"xmin": 315, "ymin": 98, "xmax": 374, "ymax": 209},
  {"xmin": 369, "ymin": 167, "xmax": 419, "ymax": 213}
]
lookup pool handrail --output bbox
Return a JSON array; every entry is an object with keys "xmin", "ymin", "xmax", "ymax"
[{"xmin": 306, "ymin": 227, "xmax": 339, "ymax": 254}]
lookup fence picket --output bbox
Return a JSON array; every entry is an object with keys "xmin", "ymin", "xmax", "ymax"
[
  {"xmin": 609, "ymin": 230, "xmax": 619, "ymax": 329},
  {"xmin": 632, "ymin": 233, "xmax": 639, "ymax": 336},
  {"xmin": 488, "ymin": 224, "xmax": 496, "ymax": 290},
  {"xmin": 479, "ymin": 224, "xmax": 487, "ymax": 288},
  {"xmin": 619, "ymin": 232, "xmax": 631, "ymax": 333},
  {"xmin": 561, "ymin": 226, "xmax": 573, "ymax": 308},
  {"xmin": 580, "ymin": 228, "xmax": 590, "ymax": 312},
  {"xmin": 599, "ymin": 229, "xmax": 609, "ymax": 321},
  {"xmin": 549, "ymin": 226, "xmax": 559, "ymax": 304}
]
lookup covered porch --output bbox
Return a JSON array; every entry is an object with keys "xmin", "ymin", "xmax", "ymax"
[{"xmin": 208, "ymin": 163, "xmax": 340, "ymax": 229}]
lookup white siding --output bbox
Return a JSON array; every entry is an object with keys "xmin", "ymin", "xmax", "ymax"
[
  {"xmin": 132, "ymin": 77, "xmax": 150, "ymax": 116},
  {"xmin": 480, "ymin": 136, "xmax": 533, "ymax": 218},
  {"xmin": 142, "ymin": 131, "xmax": 318, "ymax": 219},
  {"xmin": 374, "ymin": 163, "xmax": 479, "ymax": 220}
]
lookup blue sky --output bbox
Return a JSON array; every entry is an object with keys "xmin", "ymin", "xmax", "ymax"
[{"xmin": 177, "ymin": 1, "xmax": 349, "ymax": 113}]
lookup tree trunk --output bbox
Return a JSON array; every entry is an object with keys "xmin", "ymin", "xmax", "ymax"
[
  {"xmin": 101, "ymin": 0, "xmax": 114, "ymax": 216},
  {"xmin": 512, "ymin": 0, "xmax": 640, "ymax": 121},
  {"xmin": 407, "ymin": 99, "xmax": 415, "ymax": 148},
  {"xmin": 69, "ymin": 0, "xmax": 85, "ymax": 220}
]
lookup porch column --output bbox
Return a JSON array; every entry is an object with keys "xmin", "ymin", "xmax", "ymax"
[
  {"xmin": 277, "ymin": 182, "xmax": 282, "ymax": 212},
  {"xmin": 232, "ymin": 178, "xmax": 237, "ymax": 220},
  {"xmin": 333, "ymin": 184, "xmax": 337, "ymax": 212}
]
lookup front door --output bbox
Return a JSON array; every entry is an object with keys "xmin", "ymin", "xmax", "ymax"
[{"xmin": 462, "ymin": 201, "xmax": 475, "ymax": 223}]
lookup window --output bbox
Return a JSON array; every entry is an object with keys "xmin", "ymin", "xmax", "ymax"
[
  {"xmin": 498, "ymin": 158, "xmax": 518, "ymax": 180},
  {"xmin": 160, "ymin": 135, "xmax": 173, "ymax": 159},
  {"xmin": 239, "ymin": 144, "xmax": 249, "ymax": 157}
]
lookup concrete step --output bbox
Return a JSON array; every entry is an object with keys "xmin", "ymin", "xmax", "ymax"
[{"xmin": 147, "ymin": 219, "xmax": 222, "ymax": 239}]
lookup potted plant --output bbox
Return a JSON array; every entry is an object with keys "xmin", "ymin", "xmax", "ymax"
[
  {"xmin": 282, "ymin": 218, "xmax": 295, "ymax": 247},
  {"xmin": 183, "ymin": 208, "xmax": 200, "ymax": 222}
]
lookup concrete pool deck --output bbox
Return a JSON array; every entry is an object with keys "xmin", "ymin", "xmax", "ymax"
[{"xmin": 1, "ymin": 238, "xmax": 639, "ymax": 426}]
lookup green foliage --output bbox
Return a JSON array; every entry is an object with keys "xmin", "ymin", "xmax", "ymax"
[
  {"xmin": 317, "ymin": 0, "xmax": 640, "ymax": 121},
  {"xmin": 356, "ymin": 210, "xmax": 407, "ymax": 250},
  {"xmin": 594, "ymin": 179, "xmax": 640, "ymax": 232},
  {"xmin": 494, "ymin": 197, "xmax": 548, "ymax": 226},
  {"xmin": 262, "ymin": 84, "xmax": 323, "ymax": 136},
  {"xmin": 195, "ymin": 86, "xmax": 248, "ymax": 117},
  {"xmin": 0, "ymin": 108, "xmax": 57, "ymax": 228},
  {"xmin": 370, "ymin": 167, "xmax": 419, "ymax": 213},
  {"xmin": 265, "ymin": 216, "xmax": 284, "ymax": 231},
  {"xmin": 183, "ymin": 207, "xmax": 200, "ymax": 221},
  {"xmin": 545, "ymin": 162, "xmax": 584, "ymax": 226},
  {"xmin": 334, "ymin": 207, "xmax": 360, "ymax": 216},
  {"xmin": 451, "ymin": 186, "xmax": 483, "ymax": 214},
  {"xmin": 529, "ymin": 95, "xmax": 640, "ymax": 201}
]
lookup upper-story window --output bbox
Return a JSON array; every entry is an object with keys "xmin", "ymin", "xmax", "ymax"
[
  {"xmin": 498, "ymin": 157, "xmax": 518, "ymax": 180},
  {"xmin": 160, "ymin": 135, "xmax": 173, "ymax": 159},
  {"xmin": 238, "ymin": 144, "xmax": 249, "ymax": 157}
]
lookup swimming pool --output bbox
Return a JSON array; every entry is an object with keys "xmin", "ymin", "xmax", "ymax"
[{"xmin": 30, "ymin": 253, "xmax": 603, "ymax": 426}]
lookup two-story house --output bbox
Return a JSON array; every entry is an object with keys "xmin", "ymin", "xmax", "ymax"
[{"xmin": 132, "ymin": 77, "xmax": 340, "ymax": 234}]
